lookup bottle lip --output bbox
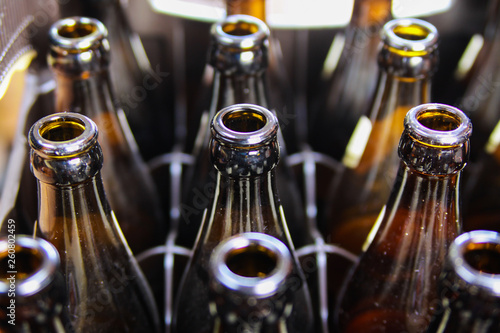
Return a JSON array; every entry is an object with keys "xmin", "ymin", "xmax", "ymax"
[
  {"xmin": 210, "ymin": 232, "xmax": 292, "ymax": 298},
  {"xmin": 212, "ymin": 14, "xmax": 269, "ymax": 50},
  {"xmin": 29, "ymin": 112, "xmax": 98, "ymax": 158},
  {"xmin": 0, "ymin": 236, "xmax": 60, "ymax": 297},
  {"xmin": 404, "ymin": 103, "xmax": 472, "ymax": 147},
  {"xmin": 49, "ymin": 16, "xmax": 108, "ymax": 52},
  {"xmin": 382, "ymin": 18, "xmax": 438, "ymax": 53},
  {"xmin": 449, "ymin": 230, "xmax": 500, "ymax": 296},
  {"xmin": 212, "ymin": 103, "xmax": 278, "ymax": 146}
]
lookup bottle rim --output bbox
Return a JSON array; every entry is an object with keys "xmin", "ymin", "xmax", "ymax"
[
  {"xmin": 49, "ymin": 16, "xmax": 108, "ymax": 52},
  {"xmin": 382, "ymin": 17, "xmax": 439, "ymax": 53},
  {"xmin": 449, "ymin": 230, "xmax": 500, "ymax": 296},
  {"xmin": 29, "ymin": 112, "xmax": 98, "ymax": 158},
  {"xmin": 212, "ymin": 14, "xmax": 269, "ymax": 50},
  {"xmin": 404, "ymin": 103, "xmax": 472, "ymax": 147},
  {"xmin": 0, "ymin": 236, "xmax": 60, "ymax": 296},
  {"xmin": 210, "ymin": 232, "xmax": 292, "ymax": 298},
  {"xmin": 212, "ymin": 103, "xmax": 278, "ymax": 146}
]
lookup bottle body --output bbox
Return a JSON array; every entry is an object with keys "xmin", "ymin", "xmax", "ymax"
[
  {"xmin": 336, "ymin": 103, "xmax": 472, "ymax": 333},
  {"xmin": 174, "ymin": 104, "xmax": 313, "ymax": 332},
  {"xmin": 29, "ymin": 112, "xmax": 160, "ymax": 332}
]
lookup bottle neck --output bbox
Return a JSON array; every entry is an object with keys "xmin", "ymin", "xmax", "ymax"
[
  {"xmin": 36, "ymin": 173, "xmax": 123, "ymax": 262},
  {"xmin": 202, "ymin": 170, "xmax": 283, "ymax": 244},
  {"xmin": 210, "ymin": 70, "xmax": 268, "ymax": 117},
  {"xmin": 370, "ymin": 69, "xmax": 432, "ymax": 121},
  {"xmin": 54, "ymin": 70, "xmax": 116, "ymax": 118},
  {"xmin": 349, "ymin": 0, "xmax": 392, "ymax": 29}
]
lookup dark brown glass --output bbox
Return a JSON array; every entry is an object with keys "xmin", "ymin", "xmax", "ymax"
[
  {"xmin": 173, "ymin": 104, "xmax": 313, "ymax": 332},
  {"xmin": 179, "ymin": 15, "xmax": 308, "ymax": 250},
  {"xmin": 47, "ymin": 17, "xmax": 166, "ymax": 256},
  {"xmin": 310, "ymin": 0, "xmax": 393, "ymax": 160},
  {"xmin": 29, "ymin": 112, "xmax": 160, "ymax": 332},
  {"xmin": 335, "ymin": 103, "xmax": 472, "ymax": 333},
  {"xmin": 426, "ymin": 230, "xmax": 500, "ymax": 333},
  {"xmin": 0, "ymin": 236, "xmax": 72, "ymax": 332}
]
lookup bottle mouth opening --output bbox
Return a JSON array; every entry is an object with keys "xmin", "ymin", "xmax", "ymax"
[
  {"xmin": 222, "ymin": 21, "xmax": 260, "ymax": 36},
  {"xmin": 463, "ymin": 241, "xmax": 500, "ymax": 274},
  {"xmin": 212, "ymin": 104, "xmax": 278, "ymax": 146},
  {"xmin": 404, "ymin": 103, "xmax": 472, "ymax": 147},
  {"xmin": 211, "ymin": 233, "xmax": 292, "ymax": 297},
  {"xmin": 29, "ymin": 112, "xmax": 98, "ymax": 158},
  {"xmin": 222, "ymin": 109, "xmax": 267, "ymax": 133},
  {"xmin": 383, "ymin": 18, "xmax": 438, "ymax": 53},
  {"xmin": 50, "ymin": 16, "xmax": 107, "ymax": 51},
  {"xmin": 449, "ymin": 231, "xmax": 500, "ymax": 294},
  {"xmin": 0, "ymin": 236, "xmax": 59, "ymax": 296},
  {"xmin": 392, "ymin": 24, "xmax": 430, "ymax": 41},
  {"xmin": 40, "ymin": 118, "xmax": 86, "ymax": 142},
  {"xmin": 213, "ymin": 15, "xmax": 269, "ymax": 49},
  {"xmin": 416, "ymin": 108, "xmax": 461, "ymax": 132},
  {"xmin": 226, "ymin": 244, "xmax": 278, "ymax": 278},
  {"xmin": 57, "ymin": 20, "xmax": 98, "ymax": 39}
]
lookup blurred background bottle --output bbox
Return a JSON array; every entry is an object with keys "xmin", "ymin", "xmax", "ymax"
[
  {"xmin": 173, "ymin": 104, "xmax": 313, "ymax": 332},
  {"xmin": 455, "ymin": 0, "xmax": 500, "ymax": 162},
  {"xmin": 0, "ymin": 235, "xmax": 72, "ymax": 332},
  {"xmin": 309, "ymin": 0, "xmax": 393, "ymax": 161},
  {"xmin": 335, "ymin": 103, "xmax": 472, "ymax": 333},
  {"xmin": 29, "ymin": 112, "xmax": 161, "ymax": 332},
  {"xmin": 58, "ymin": 0, "xmax": 173, "ymax": 161},
  {"xmin": 426, "ymin": 230, "xmax": 500, "ymax": 333},
  {"xmin": 462, "ymin": 118, "xmax": 500, "ymax": 233}
]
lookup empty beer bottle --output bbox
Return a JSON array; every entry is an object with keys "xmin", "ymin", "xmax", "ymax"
[
  {"xmin": 324, "ymin": 18, "xmax": 439, "ymax": 255},
  {"xmin": 335, "ymin": 103, "xmax": 472, "ymax": 333},
  {"xmin": 58, "ymin": 0, "xmax": 172, "ymax": 160},
  {"xmin": 0, "ymin": 235, "xmax": 72, "ymax": 332},
  {"xmin": 180, "ymin": 15, "xmax": 308, "ymax": 249},
  {"xmin": 310, "ymin": 0, "xmax": 393, "ymax": 160},
  {"xmin": 29, "ymin": 112, "xmax": 160, "ymax": 332},
  {"xmin": 208, "ymin": 232, "xmax": 307, "ymax": 332},
  {"xmin": 173, "ymin": 104, "xmax": 313, "ymax": 332},
  {"xmin": 426, "ymin": 230, "xmax": 500, "ymax": 333},
  {"xmin": 47, "ymin": 16, "xmax": 166, "ymax": 255},
  {"xmin": 458, "ymin": 0, "xmax": 500, "ymax": 162}
]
